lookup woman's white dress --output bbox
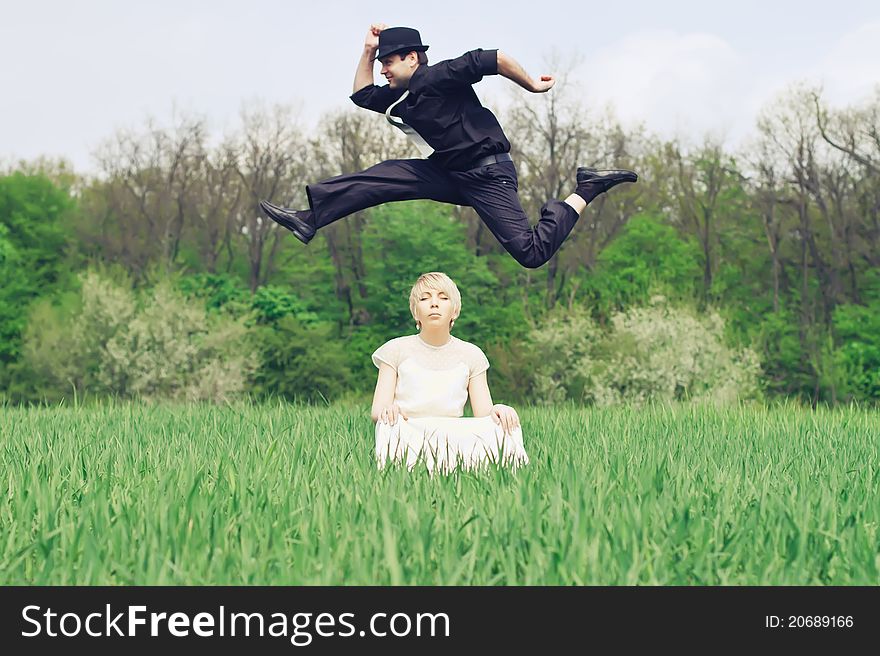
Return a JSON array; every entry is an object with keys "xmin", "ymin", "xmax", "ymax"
[{"xmin": 372, "ymin": 334, "xmax": 529, "ymax": 474}]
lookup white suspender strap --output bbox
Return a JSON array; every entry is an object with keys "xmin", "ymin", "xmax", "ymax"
[{"xmin": 384, "ymin": 90, "xmax": 435, "ymax": 158}]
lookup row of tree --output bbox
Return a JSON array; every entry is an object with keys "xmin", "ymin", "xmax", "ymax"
[{"xmin": 1, "ymin": 78, "xmax": 878, "ymax": 405}]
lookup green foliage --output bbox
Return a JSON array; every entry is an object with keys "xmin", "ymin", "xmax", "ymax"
[
  {"xmin": 0, "ymin": 172, "xmax": 71, "ymax": 368},
  {"xmin": 861, "ymin": 269, "xmax": 880, "ymax": 303},
  {"xmin": 21, "ymin": 270, "xmax": 257, "ymax": 402},
  {"xmin": 483, "ymin": 337, "xmax": 539, "ymax": 404},
  {"xmin": 527, "ymin": 299, "xmax": 761, "ymax": 405},
  {"xmin": 0, "ymin": 223, "xmax": 16, "ymax": 264},
  {"xmin": 580, "ymin": 213, "xmax": 702, "ymax": 317},
  {"xmin": 711, "ymin": 209, "xmax": 774, "ymax": 338},
  {"xmin": 241, "ymin": 279, "xmax": 348, "ymax": 402},
  {"xmin": 833, "ymin": 300, "xmax": 880, "ymax": 402},
  {"xmin": 527, "ymin": 307, "xmax": 602, "ymax": 404},
  {"xmin": 0, "ymin": 224, "xmax": 27, "ymax": 364},
  {"xmin": 251, "ymin": 285, "xmax": 319, "ymax": 325},
  {"xmin": 173, "ymin": 272, "xmax": 344, "ymax": 402},
  {"xmin": 755, "ymin": 309, "xmax": 811, "ymax": 399},
  {"xmin": 591, "ymin": 300, "xmax": 761, "ymax": 405},
  {"xmin": 344, "ymin": 324, "xmax": 395, "ymax": 394},
  {"xmin": 268, "ymin": 237, "xmax": 347, "ymax": 323},
  {"xmin": 252, "ymin": 317, "xmax": 352, "ymax": 403},
  {"xmin": 0, "ymin": 172, "xmax": 70, "ymax": 286},
  {"xmin": 177, "ymin": 273, "xmax": 252, "ymax": 314},
  {"xmin": 176, "ymin": 272, "xmax": 321, "ymax": 325},
  {"xmin": 2, "ymin": 290, "xmax": 84, "ymax": 403}
]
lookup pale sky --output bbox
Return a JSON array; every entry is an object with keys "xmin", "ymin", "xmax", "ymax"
[{"xmin": 2, "ymin": 0, "xmax": 879, "ymax": 173}]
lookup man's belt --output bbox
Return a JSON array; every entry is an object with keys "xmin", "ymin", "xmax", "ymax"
[{"xmin": 468, "ymin": 152, "xmax": 513, "ymax": 170}]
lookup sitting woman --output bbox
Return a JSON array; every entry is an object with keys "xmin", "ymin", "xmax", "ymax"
[{"xmin": 370, "ymin": 272, "xmax": 529, "ymax": 474}]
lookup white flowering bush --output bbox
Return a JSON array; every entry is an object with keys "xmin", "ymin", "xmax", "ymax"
[
  {"xmin": 24, "ymin": 271, "xmax": 257, "ymax": 402},
  {"xmin": 527, "ymin": 307, "xmax": 602, "ymax": 405},
  {"xmin": 590, "ymin": 299, "xmax": 760, "ymax": 405},
  {"xmin": 528, "ymin": 299, "xmax": 760, "ymax": 406}
]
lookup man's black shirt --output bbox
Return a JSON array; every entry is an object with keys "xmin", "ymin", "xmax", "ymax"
[{"xmin": 349, "ymin": 48, "xmax": 511, "ymax": 171}]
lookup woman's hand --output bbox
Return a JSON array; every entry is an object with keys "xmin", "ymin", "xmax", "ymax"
[
  {"xmin": 491, "ymin": 403, "xmax": 520, "ymax": 434},
  {"xmin": 378, "ymin": 403, "xmax": 408, "ymax": 425}
]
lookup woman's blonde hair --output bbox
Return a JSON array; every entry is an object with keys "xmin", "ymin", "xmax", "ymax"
[{"xmin": 409, "ymin": 272, "xmax": 461, "ymax": 322}]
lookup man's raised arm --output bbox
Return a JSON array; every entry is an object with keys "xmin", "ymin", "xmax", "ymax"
[
  {"xmin": 497, "ymin": 50, "xmax": 555, "ymax": 93},
  {"xmin": 353, "ymin": 23, "xmax": 386, "ymax": 94}
]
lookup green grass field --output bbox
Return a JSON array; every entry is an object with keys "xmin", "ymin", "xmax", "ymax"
[{"xmin": 1, "ymin": 402, "xmax": 878, "ymax": 585}]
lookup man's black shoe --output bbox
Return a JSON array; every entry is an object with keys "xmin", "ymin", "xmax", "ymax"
[
  {"xmin": 576, "ymin": 167, "xmax": 639, "ymax": 186},
  {"xmin": 574, "ymin": 167, "xmax": 638, "ymax": 204},
  {"xmin": 259, "ymin": 201, "xmax": 316, "ymax": 245}
]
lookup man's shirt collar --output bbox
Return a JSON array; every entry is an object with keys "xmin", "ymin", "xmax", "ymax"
[{"xmin": 407, "ymin": 64, "xmax": 427, "ymax": 92}]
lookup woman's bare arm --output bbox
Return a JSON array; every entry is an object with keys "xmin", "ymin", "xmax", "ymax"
[
  {"xmin": 370, "ymin": 362, "xmax": 399, "ymax": 423},
  {"xmin": 468, "ymin": 371, "xmax": 521, "ymax": 434},
  {"xmin": 467, "ymin": 372, "xmax": 494, "ymax": 416}
]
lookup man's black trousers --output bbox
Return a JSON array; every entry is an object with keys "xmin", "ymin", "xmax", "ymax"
[{"xmin": 304, "ymin": 158, "xmax": 579, "ymax": 269}]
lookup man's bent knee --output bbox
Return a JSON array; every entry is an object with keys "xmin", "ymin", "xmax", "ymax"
[{"xmin": 513, "ymin": 250, "xmax": 547, "ymax": 269}]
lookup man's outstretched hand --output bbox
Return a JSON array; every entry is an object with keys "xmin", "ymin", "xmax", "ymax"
[
  {"xmin": 365, "ymin": 23, "xmax": 387, "ymax": 49},
  {"xmin": 532, "ymin": 75, "xmax": 555, "ymax": 93}
]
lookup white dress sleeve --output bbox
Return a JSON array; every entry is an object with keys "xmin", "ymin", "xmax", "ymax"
[
  {"xmin": 371, "ymin": 338, "xmax": 400, "ymax": 371},
  {"xmin": 467, "ymin": 344, "xmax": 490, "ymax": 380}
]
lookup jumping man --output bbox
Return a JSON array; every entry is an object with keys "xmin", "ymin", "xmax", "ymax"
[{"xmin": 260, "ymin": 24, "xmax": 638, "ymax": 269}]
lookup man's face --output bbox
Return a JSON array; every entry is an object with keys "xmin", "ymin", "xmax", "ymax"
[{"xmin": 380, "ymin": 52, "xmax": 417, "ymax": 89}]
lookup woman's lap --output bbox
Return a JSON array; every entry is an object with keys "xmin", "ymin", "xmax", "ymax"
[{"xmin": 375, "ymin": 415, "xmax": 529, "ymax": 474}]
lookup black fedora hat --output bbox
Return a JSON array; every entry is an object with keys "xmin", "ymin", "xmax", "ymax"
[{"xmin": 374, "ymin": 26, "xmax": 429, "ymax": 61}]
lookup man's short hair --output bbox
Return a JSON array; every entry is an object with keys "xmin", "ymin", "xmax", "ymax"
[{"xmin": 397, "ymin": 51, "xmax": 428, "ymax": 65}]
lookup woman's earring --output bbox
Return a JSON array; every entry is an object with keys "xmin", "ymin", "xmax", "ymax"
[
  {"xmin": 450, "ymin": 319, "xmax": 455, "ymax": 329},
  {"xmin": 416, "ymin": 321, "xmax": 420, "ymax": 330}
]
